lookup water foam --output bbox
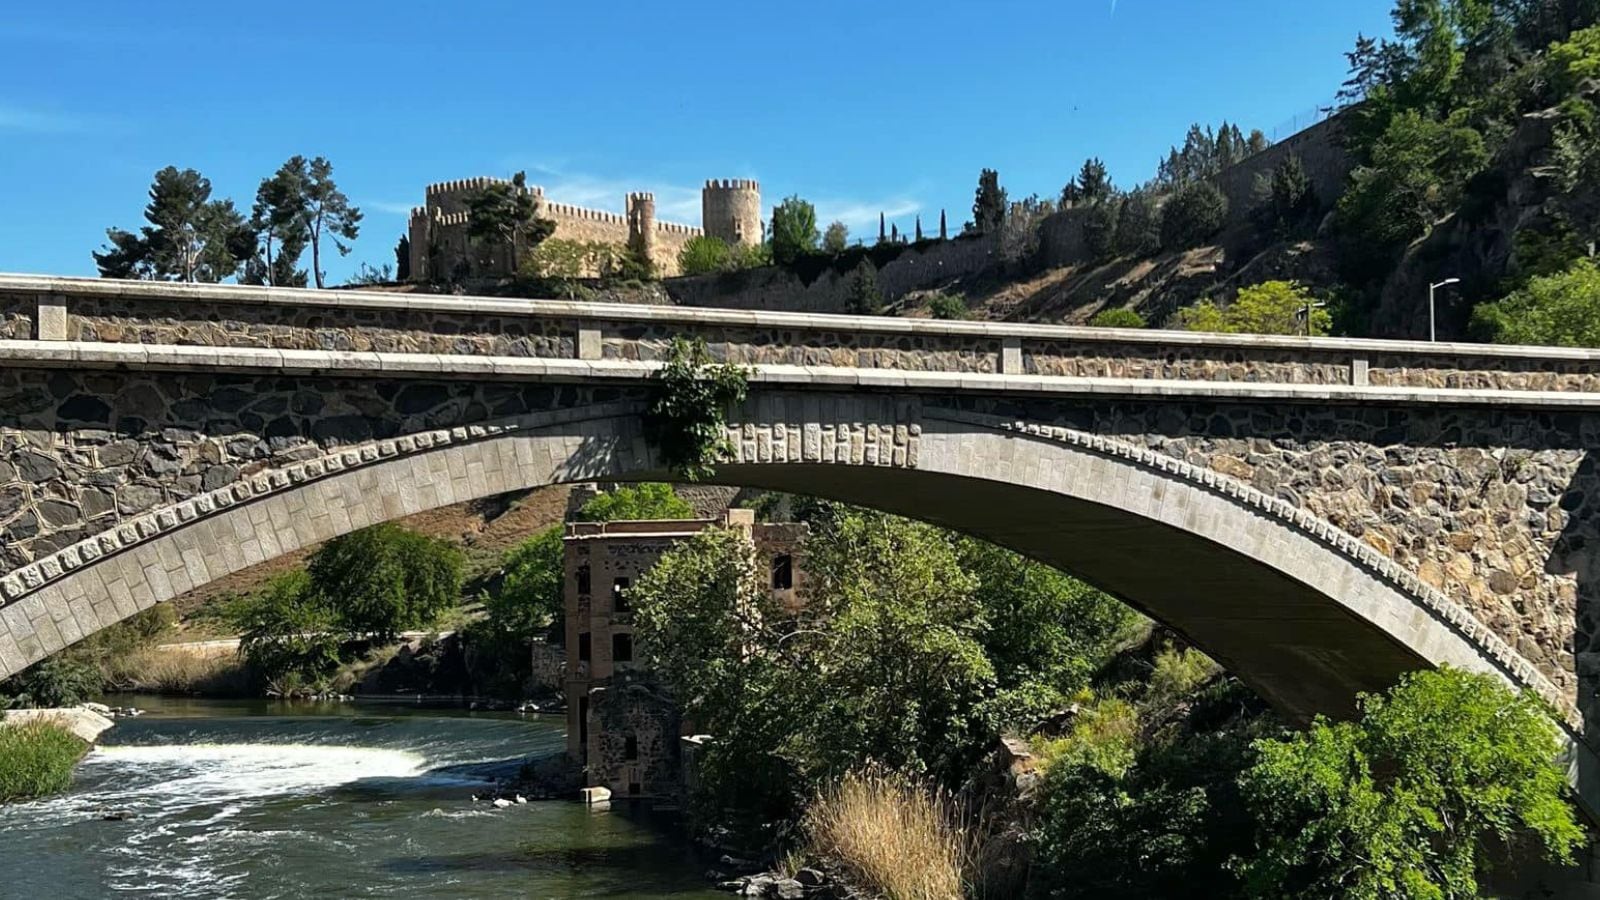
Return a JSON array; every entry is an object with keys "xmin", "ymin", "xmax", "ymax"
[{"xmin": 82, "ymin": 743, "xmax": 429, "ymax": 808}]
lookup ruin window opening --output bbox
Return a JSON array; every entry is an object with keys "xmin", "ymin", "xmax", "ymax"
[
  {"xmin": 613, "ymin": 632, "xmax": 634, "ymax": 663},
  {"xmin": 771, "ymin": 554, "xmax": 793, "ymax": 590},
  {"xmin": 576, "ymin": 564, "xmax": 591, "ymax": 595},
  {"xmin": 578, "ymin": 632, "xmax": 592, "ymax": 662},
  {"xmin": 625, "ymin": 735, "xmax": 638, "ymax": 760}
]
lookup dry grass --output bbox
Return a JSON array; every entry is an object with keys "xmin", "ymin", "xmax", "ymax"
[
  {"xmin": 805, "ymin": 770, "xmax": 969, "ymax": 900},
  {"xmin": 100, "ymin": 646, "xmax": 250, "ymax": 695}
]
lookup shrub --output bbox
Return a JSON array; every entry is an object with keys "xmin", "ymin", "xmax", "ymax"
[
  {"xmin": 1176, "ymin": 281, "xmax": 1330, "ymax": 336},
  {"xmin": 1089, "ymin": 308, "xmax": 1146, "ymax": 328},
  {"xmin": 1470, "ymin": 258, "xmax": 1600, "ymax": 346},
  {"xmin": 924, "ymin": 292, "xmax": 968, "ymax": 320},
  {"xmin": 1160, "ymin": 180, "xmax": 1229, "ymax": 250},
  {"xmin": 0, "ymin": 719, "xmax": 88, "ymax": 801},
  {"xmin": 1238, "ymin": 666, "xmax": 1584, "ymax": 898},
  {"xmin": 575, "ymin": 482, "xmax": 693, "ymax": 522},
  {"xmin": 308, "ymin": 524, "xmax": 464, "ymax": 641},
  {"xmin": 641, "ymin": 337, "xmax": 749, "ymax": 481},
  {"xmin": 804, "ymin": 770, "xmax": 968, "ymax": 900},
  {"xmin": 1034, "ymin": 695, "xmax": 1141, "ymax": 777},
  {"xmin": 1144, "ymin": 647, "xmax": 1220, "ymax": 710},
  {"xmin": 678, "ymin": 234, "xmax": 732, "ymax": 275},
  {"xmin": 2, "ymin": 656, "xmax": 101, "ymax": 708},
  {"xmin": 227, "ymin": 571, "xmax": 343, "ymax": 691}
]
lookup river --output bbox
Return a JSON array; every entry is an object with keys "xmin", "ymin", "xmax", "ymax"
[{"xmin": 0, "ymin": 695, "xmax": 726, "ymax": 899}]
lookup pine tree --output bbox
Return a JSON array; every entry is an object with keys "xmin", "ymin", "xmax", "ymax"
[
  {"xmin": 845, "ymin": 258, "xmax": 882, "ymax": 315},
  {"xmin": 879, "ymin": 212, "xmax": 887, "ymax": 244},
  {"xmin": 395, "ymin": 234, "xmax": 411, "ymax": 281},
  {"xmin": 247, "ymin": 156, "xmax": 310, "ymax": 287},
  {"xmin": 939, "ymin": 209, "xmax": 948, "ymax": 240},
  {"xmin": 93, "ymin": 166, "xmax": 254, "ymax": 283},
  {"xmin": 915, "ymin": 215, "xmax": 923, "ymax": 241},
  {"xmin": 466, "ymin": 171, "xmax": 554, "ymax": 278},
  {"xmin": 1075, "ymin": 158, "xmax": 1113, "ymax": 204},
  {"xmin": 304, "ymin": 157, "xmax": 363, "ymax": 288},
  {"xmin": 972, "ymin": 168, "xmax": 1007, "ymax": 234}
]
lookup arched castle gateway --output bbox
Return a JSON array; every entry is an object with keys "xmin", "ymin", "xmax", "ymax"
[
  {"xmin": 6, "ymin": 274, "xmax": 1600, "ymax": 817},
  {"xmin": 407, "ymin": 177, "xmax": 760, "ymax": 281}
]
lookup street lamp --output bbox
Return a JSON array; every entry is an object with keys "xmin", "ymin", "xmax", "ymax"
[
  {"xmin": 1296, "ymin": 299, "xmax": 1328, "ymax": 336},
  {"xmin": 1429, "ymin": 278, "xmax": 1460, "ymax": 342}
]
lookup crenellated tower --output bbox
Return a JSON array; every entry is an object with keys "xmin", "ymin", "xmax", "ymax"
[
  {"xmin": 701, "ymin": 179, "xmax": 762, "ymax": 247},
  {"xmin": 626, "ymin": 192, "xmax": 656, "ymax": 264}
]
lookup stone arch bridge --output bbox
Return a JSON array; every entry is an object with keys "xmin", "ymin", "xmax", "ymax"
[{"xmin": 3, "ymin": 274, "xmax": 1600, "ymax": 811}]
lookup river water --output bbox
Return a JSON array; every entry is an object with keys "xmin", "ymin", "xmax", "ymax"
[{"xmin": 0, "ymin": 695, "xmax": 725, "ymax": 899}]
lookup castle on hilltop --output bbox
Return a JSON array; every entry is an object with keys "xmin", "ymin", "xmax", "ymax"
[{"xmin": 407, "ymin": 176, "xmax": 761, "ymax": 282}]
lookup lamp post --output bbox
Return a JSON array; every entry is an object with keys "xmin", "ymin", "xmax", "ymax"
[
  {"xmin": 1429, "ymin": 278, "xmax": 1460, "ymax": 342},
  {"xmin": 1296, "ymin": 300, "xmax": 1328, "ymax": 336}
]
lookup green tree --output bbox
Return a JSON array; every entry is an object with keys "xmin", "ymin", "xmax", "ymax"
[
  {"xmin": 246, "ymin": 156, "xmax": 310, "ymax": 287},
  {"xmin": 1113, "ymin": 188, "xmax": 1163, "ymax": 257},
  {"xmin": 1471, "ymin": 257, "xmax": 1600, "ymax": 345},
  {"xmin": 1090, "ymin": 307, "xmax": 1148, "ymax": 328},
  {"xmin": 770, "ymin": 196, "xmax": 820, "ymax": 265},
  {"xmin": 306, "ymin": 524, "xmax": 463, "ymax": 642},
  {"xmin": 1082, "ymin": 200, "xmax": 1121, "ymax": 261},
  {"xmin": 1161, "ymin": 180, "xmax": 1230, "ymax": 250},
  {"xmin": 576, "ymin": 483, "xmax": 693, "ymax": 521},
  {"xmin": 1263, "ymin": 154, "xmax": 1317, "ymax": 235},
  {"xmin": 395, "ymin": 233, "xmax": 411, "ymax": 281},
  {"xmin": 226, "ymin": 570, "xmax": 342, "ymax": 691},
  {"xmin": 678, "ymin": 234, "xmax": 733, "ymax": 275},
  {"xmin": 823, "ymin": 220, "xmax": 850, "ymax": 254},
  {"xmin": 467, "ymin": 171, "xmax": 554, "ymax": 278},
  {"xmin": 492, "ymin": 526, "xmax": 565, "ymax": 640},
  {"xmin": 845, "ymin": 257, "xmax": 883, "ymax": 315},
  {"xmin": 972, "ymin": 168, "xmax": 1008, "ymax": 234},
  {"xmin": 1237, "ymin": 667, "xmax": 1584, "ymax": 899},
  {"xmin": 303, "ymin": 157, "xmax": 363, "ymax": 289},
  {"xmin": 1075, "ymin": 157, "xmax": 1114, "ymax": 204},
  {"xmin": 1177, "ymin": 281, "xmax": 1331, "ymax": 336},
  {"xmin": 94, "ymin": 166, "xmax": 255, "ymax": 283},
  {"xmin": 1, "ymin": 656, "xmax": 102, "ymax": 708}
]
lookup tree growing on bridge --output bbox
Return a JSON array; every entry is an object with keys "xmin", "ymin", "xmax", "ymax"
[
  {"xmin": 93, "ymin": 166, "xmax": 256, "ymax": 283},
  {"xmin": 770, "ymin": 195, "xmax": 820, "ymax": 266},
  {"xmin": 1237, "ymin": 666, "xmax": 1584, "ymax": 899},
  {"xmin": 642, "ymin": 337, "xmax": 749, "ymax": 482}
]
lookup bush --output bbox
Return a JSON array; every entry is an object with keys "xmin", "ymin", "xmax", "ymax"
[
  {"xmin": 1160, "ymin": 181, "xmax": 1229, "ymax": 250},
  {"xmin": 804, "ymin": 770, "xmax": 968, "ymax": 900},
  {"xmin": 678, "ymin": 235, "xmax": 732, "ymax": 275},
  {"xmin": 641, "ymin": 337, "xmax": 750, "ymax": 482},
  {"xmin": 1238, "ymin": 667, "xmax": 1584, "ymax": 898},
  {"xmin": 0, "ymin": 720, "xmax": 88, "ymax": 801},
  {"xmin": 1471, "ymin": 258, "xmax": 1600, "ymax": 346},
  {"xmin": 307, "ymin": 524, "xmax": 464, "ymax": 641},
  {"xmin": 2, "ymin": 656, "xmax": 102, "ymax": 708},
  {"xmin": 1089, "ymin": 308, "xmax": 1146, "ymax": 329},
  {"xmin": 575, "ymin": 482, "xmax": 693, "ymax": 522},
  {"xmin": 227, "ymin": 571, "xmax": 343, "ymax": 692},
  {"xmin": 1176, "ymin": 280, "xmax": 1330, "ymax": 336},
  {"xmin": 924, "ymin": 292, "xmax": 968, "ymax": 320}
]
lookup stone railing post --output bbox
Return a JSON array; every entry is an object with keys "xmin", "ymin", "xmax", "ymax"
[
  {"xmin": 1000, "ymin": 336, "xmax": 1022, "ymax": 375},
  {"xmin": 36, "ymin": 294, "xmax": 67, "ymax": 341},
  {"xmin": 577, "ymin": 324, "xmax": 601, "ymax": 360},
  {"xmin": 1351, "ymin": 355, "xmax": 1369, "ymax": 387}
]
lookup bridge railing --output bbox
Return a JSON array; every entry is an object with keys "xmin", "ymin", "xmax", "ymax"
[{"xmin": 4, "ymin": 274, "xmax": 1600, "ymax": 400}]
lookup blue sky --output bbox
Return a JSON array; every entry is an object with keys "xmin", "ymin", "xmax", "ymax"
[{"xmin": 1, "ymin": 1, "xmax": 1395, "ymax": 284}]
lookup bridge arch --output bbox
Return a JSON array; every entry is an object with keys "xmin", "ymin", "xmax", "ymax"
[{"xmin": 0, "ymin": 391, "xmax": 1590, "ymax": 807}]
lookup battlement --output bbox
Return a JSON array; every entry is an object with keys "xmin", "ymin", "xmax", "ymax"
[
  {"xmin": 542, "ymin": 201, "xmax": 628, "ymax": 226},
  {"xmin": 704, "ymin": 179, "xmax": 759, "ymax": 192},
  {"xmin": 425, "ymin": 176, "xmax": 532, "ymax": 200},
  {"xmin": 655, "ymin": 221, "xmax": 702, "ymax": 236},
  {"xmin": 627, "ymin": 192, "xmax": 655, "ymax": 203}
]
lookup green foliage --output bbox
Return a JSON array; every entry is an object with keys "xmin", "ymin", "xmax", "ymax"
[
  {"xmin": 1549, "ymin": 23, "xmax": 1600, "ymax": 95},
  {"xmin": 1158, "ymin": 121, "xmax": 1265, "ymax": 186},
  {"xmin": 845, "ymin": 258, "xmax": 883, "ymax": 315},
  {"xmin": 823, "ymin": 220, "xmax": 850, "ymax": 254},
  {"xmin": 1177, "ymin": 281, "xmax": 1331, "ymax": 336},
  {"xmin": 0, "ymin": 721, "xmax": 88, "ymax": 802},
  {"xmin": 245, "ymin": 156, "xmax": 310, "ymax": 287},
  {"xmin": 466, "ymin": 171, "xmax": 554, "ymax": 278},
  {"xmin": 1160, "ymin": 180, "xmax": 1230, "ymax": 250},
  {"xmin": 94, "ymin": 166, "xmax": 255, "ymax": 283},
  {"xmin": 1471, "ymin": 256, "xmax": 1600, "ymax": 345},
  {"xmin": 972, "ymin": 168, "xmax": 1008, "ymax": 234},
  {"xmin": 1069, "ymin": 157, "xmax": 1114, "ymax": 205},
  {"xmin": 1237, "ymin": 667, "xmax": 1583, "ymax": 899},
  {"xmin": 1081, "ymin": 200, "xmax": 1121, "ymax": 261},
  {"xmin": 678, "ymin": 234, "xmax": 733, "ymax": 275},
  {"xmin": 306, "ymin": 524, "xmax": 464, "ymax": 642},
  {"xmin": 631, "ymin": 504, "xmax": 1134, "ymax": 831},
  {"xmin": 576, "ymin": 483, "xmax": 693, "ymax": 521},
  {"xmin": 1335, "ymin": 110, "xmax": 1487, "ymax": 278},
  {"xmin": 491, "ymin": 526, "xmax": 565, "ymax": 642},
  {"xmin": 303, "ymin": 156, "xmax": 362, "ymax": 289},
  {"xmin": 2, "ymin": 656, "xmax": 102, "ymax": 708},
  {"xmin": 770, "ymin": 196, "xmax": 820, "ymax": 266},
  {"xmin": 395, "ymin": 233, "xmax": 411, "ymax": 281},
  {"xmin": 641, "ymin": 337, "xmax": 750, "ymax": 482},
  {"xmin": 924, "ymin": 292, "xmax": 968, "ymax": 320},
  {"xmin": 1089, "ymin": 307, "xmax": 1147, "ymax": 328},
  {"xmin": 224, "ymin": 570, "xmax": 343, "ymax": 691},
  {"xmin": 1259, "ymin": 154, "xmax": 1317, "ymax": 236},
  {"xmin": 1112, "ymin": 188, "xmax": 1162, "ymax": 258}
]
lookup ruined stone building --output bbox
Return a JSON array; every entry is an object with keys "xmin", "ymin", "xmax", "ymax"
[
  {"xmin": 407, "ymin": 177, "xmax": 761, "ymax": 282},
  {"xmin": 562, "ymin": 507, "xmax": 806, "ymax": 800}
]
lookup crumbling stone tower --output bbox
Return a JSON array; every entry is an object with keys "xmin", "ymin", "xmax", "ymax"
[
  {"xmin": 701, "ymin": 179, "xmax": 762, "ymax": 247},
  {"xmin": 626, "ymin": 192, "xmax": 656, "ymax": 265}
]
